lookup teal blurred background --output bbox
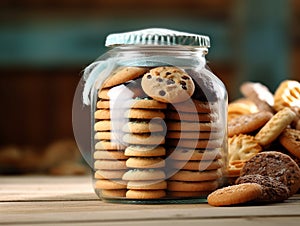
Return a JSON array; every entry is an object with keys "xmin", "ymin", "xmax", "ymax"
[{"xmin": 0, "ymin": 0, "xmax": 299, "ymax": 155}]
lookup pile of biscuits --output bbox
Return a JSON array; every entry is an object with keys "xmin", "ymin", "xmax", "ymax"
[
  {"xmin": 208, "ymin": 151, "xmax": 300, "ymax": 206},
  {"xmin": 93, "ymin": 66, "xmax": 226, "ymax": 200},
  {"xmin": 207, "ymin": 80, "xmax": 300, "ymax": 206},
  {"xmin": 227, "ymin": 80, "xmax": 300, "ymax": 179}
]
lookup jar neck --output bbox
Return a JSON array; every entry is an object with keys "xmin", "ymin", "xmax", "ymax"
[
  {"xmin": 111, "ymin": 45, "xmax": 208, "ymax": 58},
  {"xmin": 106, "ymin": 45, "xmax": 207, "ymax": 68}
]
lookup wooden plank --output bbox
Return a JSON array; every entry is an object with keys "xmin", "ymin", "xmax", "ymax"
[
  {"xmin": 0, "ymin": 176, "xmax": 97, "ymax": 201},
  {"xmin": 20, "ymin": 217, "xmax": 300, "ymax": 226},
  {"xmin": 1, "ymin": 176, "xmax": 300, "ymax": 225},
  {"xmin": 1, "ymin": 199, "xmax": 300, "ymax": 225}
]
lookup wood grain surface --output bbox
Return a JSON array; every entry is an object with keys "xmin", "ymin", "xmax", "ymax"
[{"xmin": 0, "ymin": 176, "xmax": 299, "ymax": 226}]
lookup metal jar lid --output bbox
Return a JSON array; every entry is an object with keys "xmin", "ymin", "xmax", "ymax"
[{"xmin": 105, "ymin": 28, "xmax": 210, "ymax": 48}]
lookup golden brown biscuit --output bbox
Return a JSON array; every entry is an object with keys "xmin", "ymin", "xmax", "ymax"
[
  {"xmin": 122, "ymin": 120, "xmax": 165, "ymax": 133},
  {"xmin": 124, "ymin": 145, "xmax": 166, "ymax": 157},
  {"xmin": 126, "ymin": 157, "xmax": 165, "ymax": 169},
  {"xmin": 127, "ymin": 180, "xmax": 167, "ymax": 190},
  {"xmin": 240, "ymin": 82, "xmax": 274, "ymax": 112},
  {"xmin": 207, "ymin": 183, "xmax": 263, "ymax": 206},
  {"xmin": 254, "ymin": 107, "xmax": 296, "ymax": 146},
  {"xmin": 100, "ymin": 189, "xmax": 127, "ymax": 198},
  {"xmin": 94, "ymin": 170, "xmax": 127, "ymax": 179},
  {"xmin": 169, "ymin": 169, "xmax": 221, "ymax": 182},
  {"xmin": 95, "ymin": 179, "xmax": 127, "ymax": 189},
  {"xmin": 126, "ymin": 189, "xmax": 166, "ymax": 199},
  {"xmin": 228, "ymin": 111, "xmax": 273, "ymax": 137},
  {"xmin": 168, "ymin": 148, "xmax": 222, "ymax": 161},
  {"xmin": 102, "ymin": 67, "xmax": 148, "ymax": 88},
  {"xmin": 274, "ymin": 80, "xmax": 300, "ymax": 112},
  {"xmin": 122, "ymin": 169, "xmax": 166, "ymax": 181},
  {"xmin": 167, "ymin": 180, "xmax": 219, "ymax": 192},
  {"xmin": 279, "ymin": 128, "xmax": 300, "ymax": 159},
  {"xmin": 123, "ymin": 133, "xmax": 165, "ymax": 145}
]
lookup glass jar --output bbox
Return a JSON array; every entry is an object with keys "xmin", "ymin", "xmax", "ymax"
[{"xmin": 76, "ymin": 28, "xmax": 228, "ymax": 204}]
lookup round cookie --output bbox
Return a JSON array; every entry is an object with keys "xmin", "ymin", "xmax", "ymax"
[
  {"xmin": 169, "ymin": 170, "xmax": 221, "ymax": 182},
  {"xmin": 166, "ymin": 111, "xmax": 218, "ymax": 122},
  {"xmin": 167, "ymin": 138, "xmax": 223, "ymax": 149},
  {"xmin": 124, "ymin": 109, "xmax": 165, "ymax": 119},
  {"xmin": 102, "ymin": 66, "xmax": 148, "ymax": 88},
  {"xmin": 236, "ymin": 174, "xmax": 290, "ymax": 202},
  {"xmin": 169, "ymin": 99, "xmax": 218, "ymax": 113},
  {"xmin": 228, "ymin": 111, "xmax": 273, "ymax": 137},
  {"xmin": 122, "ymin": 120, "xmax": 165, "ymax": 133},
  {"xmin": 94, "ymin": 170, "xmax": 127, "ymax": 179},
  {"xmin": 124, "ymin": 98, "xmax": 167, "ymax": 109},
  {"xmin": 94, "ymin": 109, "xmax": 111, "ymax": 120},
  {"xmin": 94, "ymin": 121, "xmax": 126, "ymax": 133},
  {"xmin": 255, "ymin": 107, "xmax": 296, "ymax": 146},
  {"xmin": 95, "ymin": 140, "xmax": 126, "ymax": 150},
  {"xmin": 98, "ymin": 88, "xmax": 111, "ymax": 100},
  {"xmin": 94, "ymin": 150, "xmax": 128, "ymax": 160},
  {"xmin": 127, "ymin": 180, "xmax": 167, "ymax": 190},
  {"xmin": 166, "ymin": 131, "xmax": 223, "ymax": 140},
  {"xmin": 122, "ymin": 169, "xmax": 166, "ymax": 181},
  {"xmin": 96, "ymin": 100, "xmax": 111, "ymax": 109},
  {"xmin": 94, "ymin": 160, "xmax": 127, "ymax": 170},
  {"xmin": 126, "ymin": 157, "xmax": 165, "ymax": 169},
  {"xmin": 94, "ymin": 132, "xmax": 124, "ymax": 141},
  {"xmin": 141, "ymin": 66, "xmax": 195, "ymax": 103},
  {"xmin": 94, "ymin": 120, "xmax": 111, "ymax": 131},
  {"xmin": 168, "ymin": 148, "xmax": 222, "ymax": 161},
  {"xmin": 123, "ymin": 133, "xmax": 165, "ymax": 145},
  {"xmin": 126, "ymin": 189, "xmax": 166, "ymax": 199},
  {"xmin": 279, "ymin": 128, "xmax": 300, "ymax": 159},
  {"xmin": 207, "ymin": 183, "xmax": 263, "ymax": 207},
  {"xmin": 167, "ymin": 180, "xmax": 219, "ymax": 192},
  {"xmin": 101, "ymin": 189, "xmax": 127, "ymax": 198},
  {"xmin": 125, "ymin": 145, "xmax": 166, "ymax": 157},
  {"xmin": 167, "ymin": 121, "xmax": 219, "ymax": 132},
  {"xmin": 228, "ymin": 99, "xmax": 259, "ymax": 116},
  {"xmin": 240, "ymin": 151, "xmax": 300, "ymax": 195},
  {"xmin": 94, "ymin": 179, "xmax": 127, "ymax": 189},
  {"xmin": 171, "ymin": 159, "xmax": 223, "ymax": 171},
  {"xmin": 240, "ymin": 82, "xmax": 274, "ymax": 112},
  {"xmin": 273, "ymin": 80, "xmax": 300, "ymax": 112}
]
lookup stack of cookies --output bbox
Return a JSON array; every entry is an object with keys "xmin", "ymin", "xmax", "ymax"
[
  {"xmin": 165, "ymin": 99, "xmax": 224, "ymax": 196},
  {"xmin": 93, "ymin": 66, "xmax": 227, "ymax": 200},
  {"xmin": 93, "ymin": 67, "xmax": 148, "ymax": 198},
  {"xmin": 121, "ymin": 98, "xmax": 168, "ymax": 199}
]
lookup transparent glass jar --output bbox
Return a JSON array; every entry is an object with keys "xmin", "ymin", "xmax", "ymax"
[{"xmin": 78, "ymin": 28, "xmax": 228, "ymax": 204}]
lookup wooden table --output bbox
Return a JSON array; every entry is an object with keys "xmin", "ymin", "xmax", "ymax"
[{"xmin": 1, "ymin": 175, "xmax": 300, "ymax": 226}]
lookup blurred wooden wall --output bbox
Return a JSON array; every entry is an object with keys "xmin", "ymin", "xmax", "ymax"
[{"xmin": 0, "ymin": 0, "xmax": 298, "ymax": 149}]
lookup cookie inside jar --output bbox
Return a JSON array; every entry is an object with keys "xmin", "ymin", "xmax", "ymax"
[{"xmin": 93, "ymin": 65, "xmax": 227, "ymax": 202}]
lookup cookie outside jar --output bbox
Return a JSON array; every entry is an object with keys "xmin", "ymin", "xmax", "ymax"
[{"xmin": 76, "ymin": 28, "xmax": 228, "ymax": 204}]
